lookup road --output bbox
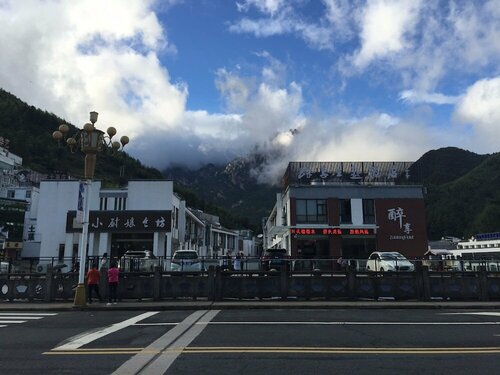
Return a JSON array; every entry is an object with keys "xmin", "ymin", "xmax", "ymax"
[{"xmin": 1, "ymin": 308, "xmax": 500, "ymax": 374}]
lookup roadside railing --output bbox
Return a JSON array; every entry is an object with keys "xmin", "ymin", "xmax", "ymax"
[
  {"xmin": 1, "ymin": 256, "xmax": 500, "ymax": 302},
  {"xmin": 2, "ymin": 256, "xmax": 500, "ymax": 274}
]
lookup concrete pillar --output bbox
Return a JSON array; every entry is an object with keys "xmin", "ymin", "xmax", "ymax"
[
  {"xmin": 165, "ymin": 232, "xmax": 172, "ymax": 258},
  {"xmin": 153, "ymin": 232, "xmax": 166, "ymax": 257},
  {"xmin": 64, "ymin": 233, "xmax": 74, "ymax": 259},
  {"xmin": 88, "ymin": 233, "xmax": 96, "ymax": 256},
  {"xmin": 97, "ymin": 233, "xmax": 110, "ymax": 256}
]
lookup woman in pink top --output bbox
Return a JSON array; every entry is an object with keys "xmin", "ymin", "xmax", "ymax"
[{"xmin": 107, "ymin": 261, "xmax": 119, "ymax": 305}]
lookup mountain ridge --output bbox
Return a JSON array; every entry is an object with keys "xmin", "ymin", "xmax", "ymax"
[{"xmin": 1, "ymin": 87, "xmax": 499, "ymax": 239}]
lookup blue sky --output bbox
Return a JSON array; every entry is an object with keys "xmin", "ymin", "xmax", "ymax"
[{"xmin": 0, "ymin": 0, "xmax": 499, "ymax": 183}]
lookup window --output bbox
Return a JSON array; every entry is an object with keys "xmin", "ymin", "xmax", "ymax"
[
  {"xmin": 339, "ymin": 199, "xmax": 352, "ymax": 224},
  {"xmin": 25, "ymin": 190, "xmax": 31, "ymax": 199},
  {"xmin": 296, "ymin": 199, "xmax": 327, "ymax": 223},
  {"xmin": 100, "ymin": 197, "xmax": 108, "ymax": 210},
  {"xmin": 363, "ymin": 199, "xmax": 375, "ymax": 224},
  {"xmin": 7, "ymin": 190, "xmax": 15, "ymax": 198}
]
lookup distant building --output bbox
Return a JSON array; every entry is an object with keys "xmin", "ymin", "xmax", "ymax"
[
  {"xmin": 263, "ymin": 161, "xmax": 428, "ymax": 259},
  {"xmin": 0, "ymin": 141, "xmax": 41, "ymax": 259}
]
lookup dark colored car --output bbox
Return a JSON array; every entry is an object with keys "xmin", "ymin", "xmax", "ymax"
[
  {"xmin": 292, "ymin": 259, "xmax": 318, "ymax": 272},
  {"xmin": 260, "ymin": 248, "xmax": 290, "ymax": 271}
]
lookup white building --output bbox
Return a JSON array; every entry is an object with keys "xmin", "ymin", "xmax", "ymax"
[{"xmin": 25, "ymin": 178, "xmax": 243, "ymax": 261}]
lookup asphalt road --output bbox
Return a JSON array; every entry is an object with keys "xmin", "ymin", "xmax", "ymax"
[{"xmin": 1, "ymin": 309, "xmax": 500, "ymax": 374}]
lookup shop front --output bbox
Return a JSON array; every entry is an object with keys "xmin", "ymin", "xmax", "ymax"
[
  {"xmin": 66, "ymin": 210, "xmax": 172, "ymax": 259},
  {"xmin": 290, "ymin": 227, "xmax": 376, "ymax": 260}
]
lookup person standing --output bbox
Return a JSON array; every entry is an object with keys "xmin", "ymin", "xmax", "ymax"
[
  {"xmin": 100, "ymin": 252, "xmax": 108, "ymax": 270},
  {"xmin": 86, "ymin": 264, "xmax": 101, "ymax": 304},
  {"xmin": 233, "ymin": 252, "xmax": 242, "ymax": 271},
  {"xmin": 107, "ymin": 261, "xmax": 119, "ymax": 305}
]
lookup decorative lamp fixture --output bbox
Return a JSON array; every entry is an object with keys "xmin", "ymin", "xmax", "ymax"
[{"xmin": 52, "ymin": 111, "xmax": 129, "ymax": 307}]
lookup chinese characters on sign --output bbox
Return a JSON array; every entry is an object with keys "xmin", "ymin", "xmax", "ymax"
[
  {"xmin": 387, "ymin": 207, "xmax": 414, "ymax": 240},
  {"xmin": 67, "ymin": 210, "xmax": 172, "ymax": 233},
  {"xmin": 293, "ymin": 162, "xmax": 413, "ymax": 184},
  {"xmin": 291, "ymin": 228, "xmax": 373, "ymax": 236}
]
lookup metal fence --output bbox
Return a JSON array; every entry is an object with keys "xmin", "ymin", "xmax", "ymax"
[
  {"xmin": 2, "ymin": 256, "xmax": 500, "ymax": 274},
  {"xmin": 1, "ymin": 259, "xmax": 500, "ymax": 302}
]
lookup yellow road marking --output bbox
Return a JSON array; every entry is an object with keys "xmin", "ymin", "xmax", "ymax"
[{"xmin": 43, "ymin": 346, "xmax": 500, "ymax": 355}]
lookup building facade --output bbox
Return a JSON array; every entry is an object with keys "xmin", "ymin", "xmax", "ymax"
[
  {"xmin": 23, "ymin": 179, "xmax": 243, "ymax": 263},
  {"xmin": 264, "ymin": 162, "xmax": 428, "ymax": 260}
]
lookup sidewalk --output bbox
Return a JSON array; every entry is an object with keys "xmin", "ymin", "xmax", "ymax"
[{"xmin": 2, "ymin": 299, "xmax": 500, "ymax": 311}]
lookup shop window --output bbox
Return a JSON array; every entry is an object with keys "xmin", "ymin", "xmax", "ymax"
[
  {"xmin": 363, "ymin": 199, "xmax": 375, "ymax": 224},
  {"xmin": 339, "ymin": 199, "xmax": 352, "ymax": 224},
  {"xmin": 296, "ymin": 199, "xmax": 327, "ymax": 223}
]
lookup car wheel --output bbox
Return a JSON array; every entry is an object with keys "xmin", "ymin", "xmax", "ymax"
[
  {"xmin": 366, "ymin": 266, "xmax": 371, "ymax": 271},
  {"xmin": 380, "ymin": 267, "xmax": 384, "ymax": 272}
]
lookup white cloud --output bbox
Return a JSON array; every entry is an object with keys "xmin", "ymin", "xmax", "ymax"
[
  {"xmin": 1, "ymin": 0, "xmax": 500, "ymax": 184},
  {"xmin": 250, "ymin": 112, "xmax": 448, "ymax": 184},
  {"xmin": 400, "ymin": 90, "xmax": 460, "ymax": 105},
  {"xmin": 0, "ymin": 0, "xmax": 184, "ymax": 139},
  {"xmin": 230, "ymin": 1, "xmax": 335, "ymax": 50},
  {"xmin": 352, "ymin": 0, "xmax": 423, "ymax": 68},
  {"xmin": 454, "ymin": 77, "xmax": 500, "ymax": 149},
  {"xmin": 236, "ymin": 0, "xmax": 286, "ymax": 15}
]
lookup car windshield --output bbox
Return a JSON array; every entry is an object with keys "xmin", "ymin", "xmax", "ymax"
[
  {"xmin": 380, "ymin": 253, "xmax": 407, "ymax": 260},
  {"xmin": 265, "ymin": 249, "xmax": 286, "ymax": 256},
  {"xmin": 124, "ymin": 251, "xmax": 155, "ymax": 258},
  {"xmin": 174, "ymin": 252, "xmax": 198, "ymax": 259}
]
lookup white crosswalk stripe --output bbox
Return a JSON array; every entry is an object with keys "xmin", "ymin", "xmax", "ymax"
[{"xmin": 0, "ymin": 312, "xmax": 57, "ymax": 328}]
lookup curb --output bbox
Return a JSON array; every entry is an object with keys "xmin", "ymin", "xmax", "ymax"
[{"xmin": 2, "ymin": 300, "xmax": 500, "ymax": 311}]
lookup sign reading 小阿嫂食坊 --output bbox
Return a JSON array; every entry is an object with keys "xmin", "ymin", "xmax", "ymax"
[{"xmin": 66, "ymin": 210, "xmax": 171, "ymax": 233}]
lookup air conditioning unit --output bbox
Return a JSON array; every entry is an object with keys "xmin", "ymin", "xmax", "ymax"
[{"xmin": 36, "ymin": 263, "xmax": 49, "ymax": 273}]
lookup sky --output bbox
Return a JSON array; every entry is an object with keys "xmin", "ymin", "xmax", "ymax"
[{"xmin": 0, "ymin": 0, "xmax": 499, "ymax": 184}]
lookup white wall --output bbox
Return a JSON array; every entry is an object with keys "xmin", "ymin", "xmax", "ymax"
[
  {"xmin": 351, "ymin": 198, "xmax": 363, "ymax": 225},
  {"xmin": 37, "ymin": 180, "xmax": 101, "ymax": 258},
  {"xmin": 126, "ymin": 180, "xmax": 173, "ymax": 210}
]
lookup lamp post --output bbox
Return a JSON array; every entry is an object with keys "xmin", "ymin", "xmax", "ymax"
[{"xmin": 53, "ymin": 111, "xmax": 129, "ymax": 307}]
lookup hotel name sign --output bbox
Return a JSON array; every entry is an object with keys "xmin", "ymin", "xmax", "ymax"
[
  {"xmin": 66, "ymin": 210, "xmax": 172, "ymax": 233},
  {"xmin": 287, "ymin": 161, "xmax": 415, "ymax": 184}
]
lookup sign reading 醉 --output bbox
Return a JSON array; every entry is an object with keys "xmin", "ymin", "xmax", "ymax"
[
  {"xmin": 66, "ymin": 210, "xmax": 172, "ymax": 233},
  {"xmin": 387, "ymin": 206, "xmax": 414, "ymax": 240}
]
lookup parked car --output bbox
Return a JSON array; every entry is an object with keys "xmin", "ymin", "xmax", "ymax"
[
  {"xmin": 0, "ymin": 261, "xmax": 11, "ymax": 273},
  {"xmin": 170, "ymin": 250, "xmax": 202, "ymax": 272},
  {"xmin": 241, "ymin": 258, "xmax": 261, "ymax": 271},
  {"xmin": 292, "ymin": 259, "xmax": 318, "ymax": 272},
  {"xmin": 119, "ymin": 250, "xmax": 157, "ymax": 272},
  {"xmin": 260, "ymin": 248, "xmax": 290, "ymax": 271},
  {"xmin": 366, "ymin": 251, "xmax": 415, "ymax": 272}
]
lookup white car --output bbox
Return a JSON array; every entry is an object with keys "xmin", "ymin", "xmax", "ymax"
[
  {"xmin": 170, "ymin": 250, "xmax": 202, "ymax": 272},
  {"xmin": 119, "ymin": 250, "xmax": 157, "ymax": 272},
  {"xmin": 366, "ymin": 251, "xmax": 415, "ymax": 272}
]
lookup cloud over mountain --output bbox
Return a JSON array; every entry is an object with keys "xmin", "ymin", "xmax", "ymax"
[{"xmin": 0, "ymin": 0, "xmax": 499, "ymax": 184}]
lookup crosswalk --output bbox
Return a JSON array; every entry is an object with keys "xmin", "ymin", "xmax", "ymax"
[{"xmin": 0, "ymin": 312, "xmax": 57, "ymax": 328}]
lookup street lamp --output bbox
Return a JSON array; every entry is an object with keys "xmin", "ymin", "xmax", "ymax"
[{"xmin": 53, "ymin": 111, "xmax": 129, "ymax": 307}]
